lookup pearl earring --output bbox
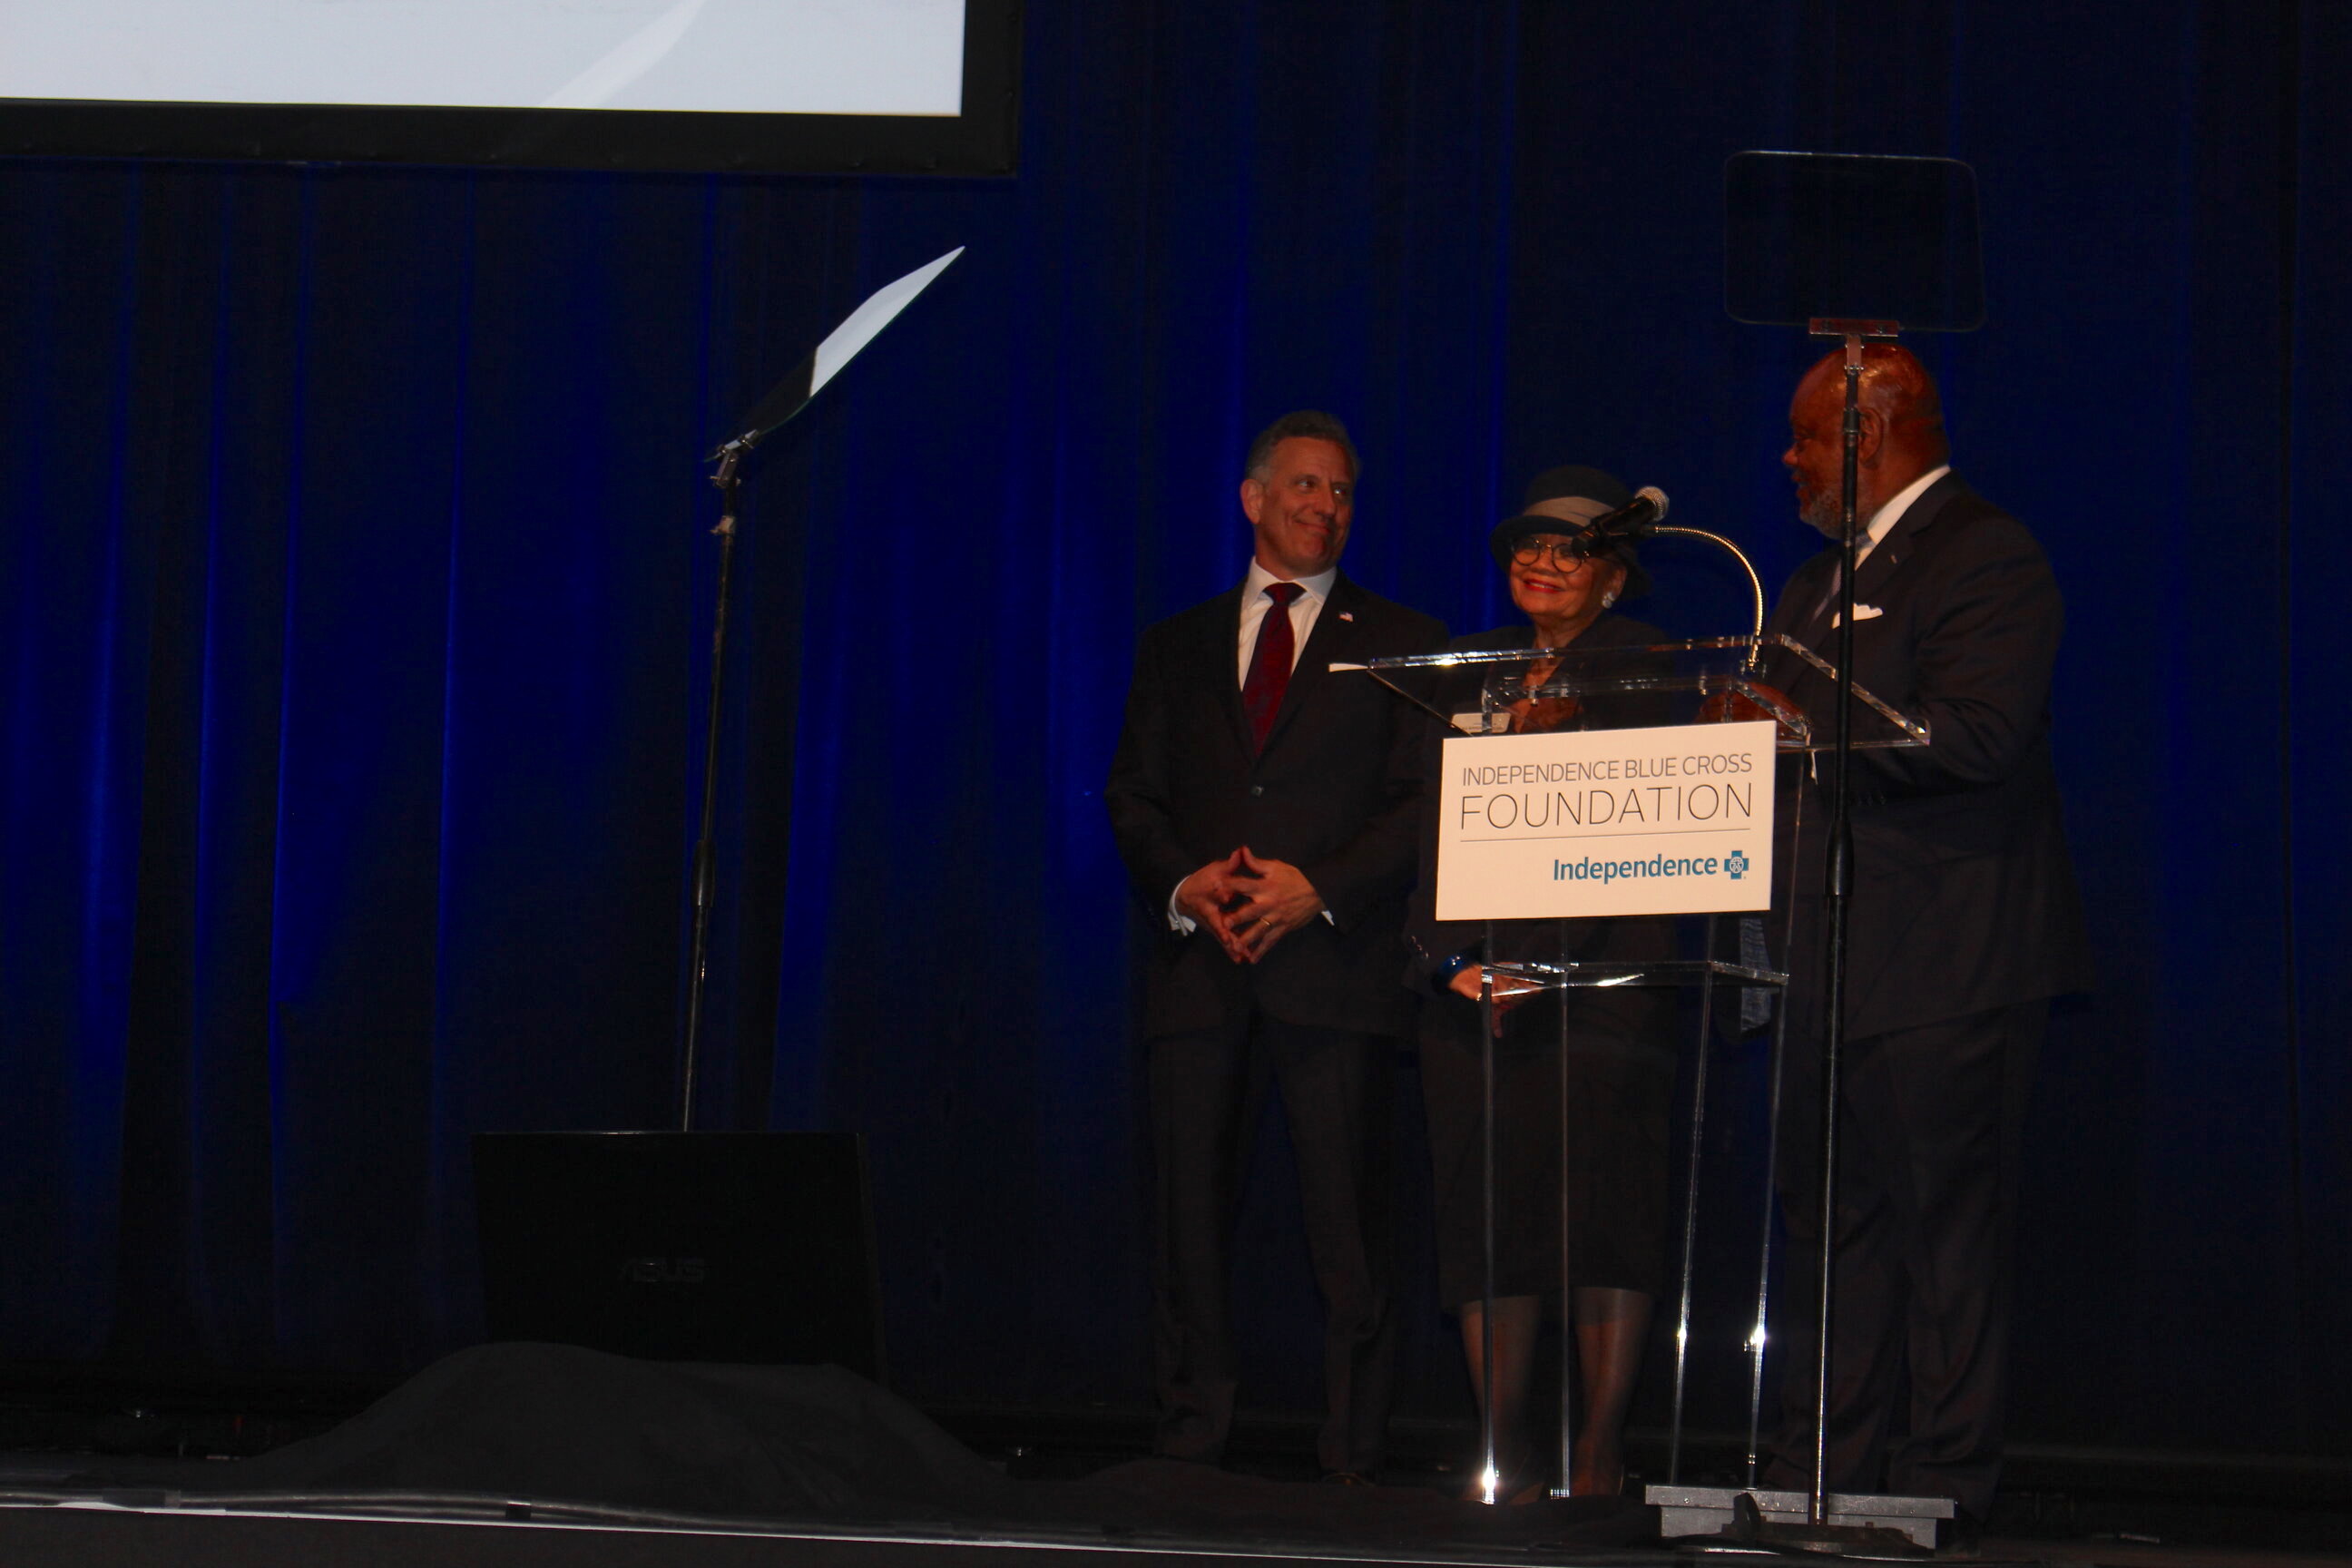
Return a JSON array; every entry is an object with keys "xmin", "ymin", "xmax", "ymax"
[{"xmin": 1602, "ymin": 591, "xmax": 1618, "ymax": 608}]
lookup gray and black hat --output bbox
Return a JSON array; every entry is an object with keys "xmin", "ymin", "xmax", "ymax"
[{"xmin": 1488, "ymin": 464, "xmax": 1651, "ymax": 600}]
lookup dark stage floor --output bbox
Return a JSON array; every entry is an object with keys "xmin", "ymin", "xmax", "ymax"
[
  {"xmin": 0, "ymin": 1348, "xmax": 2345, "ymax": 1567},
  {"xmin": 4, "ymin": 1473, "xmax": 2347, "ymax": 1568}
]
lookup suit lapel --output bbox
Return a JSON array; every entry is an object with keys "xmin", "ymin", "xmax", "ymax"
[
  {"xmin": 1779, "ymin": 475, "xmax": 1964, "ymax": 648},
  {"xmin": 1848, "ymin": 471, "xmax": 1960, "ymax": 612},
  {"xmin": 1773, "ymin": 553, "xmax": 1834, "ymax": 637},
  {"xmin": 1769, "ymin": 473, "xmax": 1966, "ymax": 707},
  {"xmin": 1255, "ymin": 575, "xmax": 1357, "ymax": 757},
  {"xmin": 1766, "ymin": 554, "xmax": 1835, "ymax": 690},
  {"xmin": 1195, "ymin": 584, "xmax": 1251, "ymax": 755}
]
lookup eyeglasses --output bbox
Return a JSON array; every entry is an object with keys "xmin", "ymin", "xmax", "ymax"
[{"xmin": 1510, "ymin": 536, "xmax": 1599, "ymax": 571}]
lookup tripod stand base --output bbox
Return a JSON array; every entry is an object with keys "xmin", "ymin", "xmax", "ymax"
[{"xmin": 1648, "ymin": 1485, "xmax": 1952, "ymax": 1553}]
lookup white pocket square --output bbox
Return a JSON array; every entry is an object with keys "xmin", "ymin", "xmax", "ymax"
[{"xmin": 1831, "ymin": 604, "xmax": 1884, "ymax": 627}]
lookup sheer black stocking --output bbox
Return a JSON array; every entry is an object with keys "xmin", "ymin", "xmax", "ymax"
[{"xmin": 1456, "ymin": 1288, "xmax": 1653, "ymax": 1500}]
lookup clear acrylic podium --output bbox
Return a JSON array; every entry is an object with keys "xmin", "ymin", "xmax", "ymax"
[{"xmin": 1358, "ymin": 633, "xmax": 1928, "ymax": 1504}]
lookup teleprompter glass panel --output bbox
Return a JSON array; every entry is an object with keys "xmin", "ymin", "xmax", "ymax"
[{"xmin": 1724, "ymin": 151, "xmax": 1984, "ymax": 331}]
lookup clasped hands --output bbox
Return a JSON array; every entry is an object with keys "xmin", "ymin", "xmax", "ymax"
[
  {"xmin": 1505, "ymin": 655, "xmax": 1582, "ymax": 736},
  {"xmin": 1446, "ymin": 963, "xmax": 1547, "ymax": 1036},
  {"xmin": 1176, "ymin": 848, "xmax": 1323, "ymax": 964},
  {"xmin": 1504, "ymin": 692, "xmax": 1582, "ymax": 735}
]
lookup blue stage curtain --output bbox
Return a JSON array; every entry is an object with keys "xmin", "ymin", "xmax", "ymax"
[{"xmin": 0, "ymin": 0, "xmax": 2344, "ymax": 1454}]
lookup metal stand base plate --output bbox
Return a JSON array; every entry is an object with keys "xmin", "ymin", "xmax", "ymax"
[{"xmin": 1647, "ymin": 1485, "xmax": 1953, "ymax": 1552}]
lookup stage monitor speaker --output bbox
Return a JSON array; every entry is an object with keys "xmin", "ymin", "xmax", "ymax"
[{"xmin": 473, "ymin": 1132, "xmax": 884, "ymax": 1382}]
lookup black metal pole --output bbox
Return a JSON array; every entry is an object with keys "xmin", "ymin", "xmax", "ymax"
[
  {"xmin": 1746, "ymin": 777, "xmax": 1806, "ymax": 1486},
  {"xmin": 1553, "ymin": 920, "xmax": 1575, "ymax": 1497},
  {"xmin": 1667, "ymin": 916, "xmax": 1720, "ymax": 1484},
  {"xmin": 679, "ymin": 448, "xmax": 743, "ymax": 1132},
  {"xmin": 1808, "ymin": 333, "xmax": 1867, "ymax": 1523},
  {"xmin": 1478, "ymin": 919, "xmax": 1498, "ymax": 1503},
  {"xmin": 1746, "ymin": 978, "xmax": 1793, "ymax": 1487}
]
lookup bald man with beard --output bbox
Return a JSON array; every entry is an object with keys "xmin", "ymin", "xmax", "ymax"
[{"xmin": 1758, "ymin": 346, "xmax": 2089, "ymax": 1534}]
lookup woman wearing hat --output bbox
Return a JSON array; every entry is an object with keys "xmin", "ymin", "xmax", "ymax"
[{"xmin": 1405, "ymin": 466, "xmax": 1680, "ymax": 1501}]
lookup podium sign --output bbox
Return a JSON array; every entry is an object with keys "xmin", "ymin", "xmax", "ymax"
[{"xmin": 1435, "ymin": 719, "xmax": 1776, "ymax": 920}]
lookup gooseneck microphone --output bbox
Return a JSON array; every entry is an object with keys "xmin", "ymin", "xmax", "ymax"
[{"xmin": 1573, "ymin": 486, "xmax": 1670, "ymax": 555}]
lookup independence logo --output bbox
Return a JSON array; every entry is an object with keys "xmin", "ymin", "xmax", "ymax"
[{"xmin": 1552, "ymin": 849, "xmax": 1752, "ymax": 885}]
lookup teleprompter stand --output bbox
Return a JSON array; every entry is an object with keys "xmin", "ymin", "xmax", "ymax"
[
  {"xmin": 675, "ymin": 247, "xmax": 962, "ymax": 1129},
  {"xmin": 1363, "ymin": 630, "xmax": 1927, "ymax": 1513},
  {"xmin": 1613, "ymin": 149, "xmax": 1984, "ymax": 1553},
  {"xmin": 465, "ymin": 250, "xmax": 965, "ymax": 1378}
]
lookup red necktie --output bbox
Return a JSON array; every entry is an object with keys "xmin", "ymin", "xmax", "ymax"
[{"xmin": 1241, "ymin": 582, "xmax": 1305, "ymax": 752}]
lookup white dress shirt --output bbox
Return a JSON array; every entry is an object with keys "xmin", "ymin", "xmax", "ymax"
[
  {"xmin": 1233, "ymin": 559, "xmax": 1338, "ymax": 685},
  {"xmin": 1167, "ymin": 561, "xmax": 1343, "ymax": 934},
  {"xmin": 1853, "ymin": 464, "xmax": 1949, "ymax": 566}
]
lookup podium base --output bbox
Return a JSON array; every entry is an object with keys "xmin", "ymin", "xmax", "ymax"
[{"xmin": 1647, "ymin": 1484, "xmax": 1954, "ymax": 1552}]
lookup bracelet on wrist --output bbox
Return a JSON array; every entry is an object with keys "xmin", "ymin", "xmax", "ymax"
[{"xmin": 1432, "ymin": 951, "xmax": 1475, "ymax": 995}]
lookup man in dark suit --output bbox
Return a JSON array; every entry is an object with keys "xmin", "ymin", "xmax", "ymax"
[
  {"xmin": 1105, "ymin": 410, "xmax": 1446, "ymax": 1479},
  {"xmin": 1759, "ymin": 346, "xmax": 2089, "ymax": 1527}
]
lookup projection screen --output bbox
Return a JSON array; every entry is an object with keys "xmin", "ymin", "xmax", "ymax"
[{"xmin": 0, "ymin": 0, "xmax": 1020, "ymax": 174}]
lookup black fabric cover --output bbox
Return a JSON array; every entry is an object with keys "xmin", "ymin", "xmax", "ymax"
[
  {"xmin": 191, "ymin": 1344, "xmax": 1018, "ymax": 1521},
  {"xmin": 136, "ymin": 1343, "xmax": 1654, "ymax": 1547}
]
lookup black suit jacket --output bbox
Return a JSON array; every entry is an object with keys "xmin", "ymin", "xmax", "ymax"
[
  {"xmin": 1766, "ymin": 473, "xmax": 2090, "ymax": 1038},
  {"xmin": 1106, "ymin": 574, "xmax": 1447, "ymax": 1040}
]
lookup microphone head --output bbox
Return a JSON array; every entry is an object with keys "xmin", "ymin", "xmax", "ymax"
[{"xmin": 1634, "ymin": 485, "xmax": 1669, "ymax": 520}]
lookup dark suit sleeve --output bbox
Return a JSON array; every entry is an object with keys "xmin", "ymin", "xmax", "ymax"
[
  {"xmin": 1299, "ymin": 610, "xmax": 1447, "ymax": 934},
  {"xmin": 1401, "ymin": 705, "xmax": 1473, "ymax": 987},
  {"xmin": 1303, "ymin": 679, "xmax": 1428, "ymax": 933},
  {"xmin": 1862, "ymin": 517, "xmax": 2062, "ymax": 795},
  {"xmin": 1104, "ymin": 627, "xmax": 1200, "ymax": 914},
  {"xmin": 1768, "ymin": 555, "xmax": 1829, "ymax": 642}
]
